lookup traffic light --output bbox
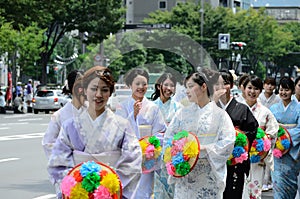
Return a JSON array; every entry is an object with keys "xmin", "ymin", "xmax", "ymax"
[{"xmin": 230, "ymin": 42, "xmax": 246, "ymax": 50}]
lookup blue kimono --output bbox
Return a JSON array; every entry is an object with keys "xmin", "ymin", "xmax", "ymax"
[{"xmin": 270, "ymin": 100, "xmax": 300, "ymax": 199}]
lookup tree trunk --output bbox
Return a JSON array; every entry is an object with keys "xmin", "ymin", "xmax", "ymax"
[{"xmin": 40, "ymin": 52, "xmax": 50, "ymax": 85}]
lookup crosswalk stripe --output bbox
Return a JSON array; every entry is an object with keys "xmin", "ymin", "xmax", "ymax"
[
  {"xmin": 0, "ymin": 133, "xmax": 44, "ymax": 141},
  {"xmin": 0, "ymin": 157, "xmax": 20, "ymax": 163}
]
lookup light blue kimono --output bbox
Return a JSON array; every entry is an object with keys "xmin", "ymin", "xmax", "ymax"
[
  {"xmin": 115, "ymin": 96, "xmax": 167, "ymax": 199},
  {"xmin": 270, "ymin": 100, "xmax": 300, "ymax": 199}
]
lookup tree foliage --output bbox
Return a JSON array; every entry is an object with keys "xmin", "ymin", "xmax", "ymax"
[
  {"xmin": 0, "ymin": 0, "xmax": 125, "ymax": 84},
  {"xmin": 144, "ymin": 2, "xmax": 296, "ymax": 77}
]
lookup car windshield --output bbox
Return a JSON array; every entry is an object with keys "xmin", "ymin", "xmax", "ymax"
[{"xmin": 37, "ymin": 91, "xmax": 54, "ymax": 97}]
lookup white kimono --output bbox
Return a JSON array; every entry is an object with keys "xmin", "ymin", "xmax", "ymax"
[
  {"xmin": 42, "ymin": 101, "xmax": 84, "ymax": 159},
  {"xmin": 115, "ymin": 96, "xmax": 167, "ymax": 199},
  {"xmin": 164, "ymin": 102, "xmax": 235, "ymax": 199},
  {"xmin": 47, "ymin": 108, "xmax": 142, "ymax": 199},
  {"xmin": 242, "ymin": 101, "xmax": 279, "ymax": 199}
]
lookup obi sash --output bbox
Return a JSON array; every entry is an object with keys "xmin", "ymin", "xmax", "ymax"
[{"xmin": 73, "ymin": 150, "xmax": 121, "ymax": 167}]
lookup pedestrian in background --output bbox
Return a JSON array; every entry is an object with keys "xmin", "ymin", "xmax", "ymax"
[
  {"xmin": 270, "ymin": 77, "xmax": 300, "ymax": 199},
  {"xmin": 0, "ymin": 91, "xmax": 6, "ymax": 114},
  {"xmin": 292, "ymin": 76, "xmax": 300, "ymax": 102},
  {"xmin": 25, "ymin": 79, "xmax": 33, "ymax": 113},
  {"xmin": 13, "ymin": 93, "xmax": 23, "ymax": 114},
  {"xmin": 115, "ymin": 67, "xmax": 166, "ymax": 199}
]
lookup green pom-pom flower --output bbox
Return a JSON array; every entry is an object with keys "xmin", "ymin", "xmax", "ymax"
[
  {"xmin": 256, "ymin": 128, "xmax": 266, "ymax": 139},
  {"xmin": 81, "ymin": 172, "xmax": 100, "ymax": 192},
  {"xmin": 149, "ymin": 136, "xmax": 161, "ymax": 148},
  {"xmin": 174, "ymin": 130, "xmax": 189, "ymax": 140},
  {"xmin": 175, "ymin": 161, "xmax": 191, "ymax": 176},
  {"xmin": 278, "ymin": 127, "xmax": 285, "ymax": 137},
  {"xmin": 235, "ymin": 133, "xmax": 247, "ymax": 147}
]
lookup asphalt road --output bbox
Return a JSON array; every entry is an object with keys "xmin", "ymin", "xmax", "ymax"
[
  {"xmin": 0, "ymin": 111, "xmax": 274, "ymax": 199},
  {"xmin": 0, "ymin": 111, "xmax": 55, "ymax": 199}
]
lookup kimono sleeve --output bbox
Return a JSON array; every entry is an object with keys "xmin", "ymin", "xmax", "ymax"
[
  {"xmin": 42, "ymin": 113, "xmax": 61, "ymax": 160},
  {"xmin": 265, "ymin": 109, "xmax": 279, "ymax": 140},
  {"xmin": 206, "ymin": 111, "xmax": 235, "ymax": 189},
  {"xmin": 114, "ymin": 118, "xmax": 142, "ymax": 199},
  {"xmin": 47, "ymin": 119, "xmax": 75, "ymax": 185}
]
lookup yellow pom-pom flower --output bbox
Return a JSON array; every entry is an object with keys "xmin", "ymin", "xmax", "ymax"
[
  {"xmin": 163, "ymin": 147, "xmax": 172, "ymax": 162},
  {"xmin": 183, "ymin": 141, "xmax": 199, "ymax": 158},
  {"xmin": 139, "ymin": 140, "xmax": 149, "ymax": 154},
  {"xmin": 70, "ymin": 183, "xmax": 89, "ymax": 199},
  {"xmin": 100, "ymin": 173, "xmax": 120, "ymax": 194},
  {"xmin": 276, "ymin": 140, "xmax": 285, "ymax": 151},
  {"xmin": 154, "ymin": 146, "xmax": 162, "ymax": 159}
]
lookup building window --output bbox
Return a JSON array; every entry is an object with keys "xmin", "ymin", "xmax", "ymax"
[{"xmin": 159, "ymin": 1, "xmax": 167, "ymax": 10}]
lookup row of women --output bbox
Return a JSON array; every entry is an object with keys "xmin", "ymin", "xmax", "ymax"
[{"xmin": 42, "ymin": 65, "xmax": 299, "ymax": 199}]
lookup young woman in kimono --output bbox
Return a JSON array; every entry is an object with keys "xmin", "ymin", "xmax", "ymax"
[
  {"xmin": 42, "ymin": 70, "xmax": 85, "ymax": 159},
  {"xmin": 47, "ymin": 66, "xmax": 142, "ymax": 199},
  {"xmin": 213, "ymin": 71, "xmax": 258, "ymax": 199},
  {"xmin": 241, "ymin": 75, "xmax": 279, "ymax": 199},
  {"xmin": 115, "ymin": 68, "xmax": 166, "ymax": 199},
  {"xmin": 164, "ymin": 69, "xmax": 236, "ymax": 199},
  {"xmin": 151, "ymin": 73, "xmax": 183, "ymax": 199},
  {"xmin": 269, "ymin": 77, "xmax": 300, "ymax": 199}
]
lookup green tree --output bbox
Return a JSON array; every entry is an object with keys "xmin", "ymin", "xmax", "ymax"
[{"xmin": 0, "ymin": 0, "xmax": 125, "ymax": 84}]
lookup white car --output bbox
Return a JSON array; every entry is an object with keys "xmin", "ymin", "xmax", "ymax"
[{"xmin": 32, "ymin": 90, "xmax": 66, "ymax": 114}]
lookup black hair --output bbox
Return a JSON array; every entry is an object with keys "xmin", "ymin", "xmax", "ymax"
[
  {"xmin": 242, "ymin": 75, "xmax": 263, "ymax": 92},
  {"xmin": 264, "ymin": 77, "xmax": 276, "ymax": 86},
  {"xmin": 124, "ymin": 68, "xmax": 149, "ymax": 87},
  {"xmin": 62, "ymin": 70, "xmax": 81, "ymax": 95},
  {"xmin": 295, "ymin": 76, "xmax": 300, "ymax": 86},
  {"xmin": 219, "ymin": 70, "xmax": 234, "ymax": 87},
  {"xmin": 151, "ymin": 73, "xmax": 177, "ymax": 101},
  {"xmin": 279, "ymin": 76, "xmax": 295, "ymax": 93},
  {"xmin": 184, "ymin": 68, "xmax": 219, "ymax": 97}
]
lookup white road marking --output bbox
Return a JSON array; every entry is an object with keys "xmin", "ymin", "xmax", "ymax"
[
  {"xmin": 18, "ymin": 118, "xmax": 43, "ymax": 122},
  {"xmin": 0, "ymin": 127, "xmax": 10, "ymax": 130},
  {"xmin": 32, "ymin": 194, "xmax": 56, "ymax": 199},
  {"xmin": 0, "ymin": 157, "xmax": 20, "ymax": 163},
  {"xmin": 0, "ymin": 133, "xmax": 44, "ymax": 141},
  {"xmin": 0, "ymin": 122, "xmax": 28, "ymax": 126}
]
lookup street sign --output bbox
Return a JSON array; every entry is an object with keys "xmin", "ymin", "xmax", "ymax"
[
  {"xmin": 124, "ymin": 24, "xmax": 171, "ymax": 30},
  {"xmin": 218, "ymin": 33, "xmax": 230, "ymax": 50}
]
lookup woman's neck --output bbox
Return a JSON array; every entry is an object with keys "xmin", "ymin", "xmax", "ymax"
[
  {"xmin": 296, "ymin": 94, "xmax": 300, "ymax": 102},
  {"xmin": 246, "ymin": 100, "xmax": 257, "ymax": 108},
  {"xmin": 132, "ymin": 95, "xmax": 143, "ymax": 101},
  {"xmin": 197, "ymin": 97, "xmax": 210, "ymax": 108},
  {"xmin": 160, "ymin": 95, "xmax": 170, "ymax": 103},
  {"xmin": 88, "ymin": 107, "xmax": 105, "ymax": 120},
  {"xmin": 264, "ymin": 91, "xmax": 272, "ymax": 99},
  {"xmin": 283, "ymin": 98, "xmax": 291, "ymax": 107}
]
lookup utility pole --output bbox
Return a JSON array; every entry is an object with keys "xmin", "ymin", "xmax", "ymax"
[{"xmin": 199, "ymin": 0, "xmax": 204, "ymax": 70}]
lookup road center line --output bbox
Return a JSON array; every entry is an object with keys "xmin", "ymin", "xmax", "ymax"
[{"xmin": 0, "ymin": 157, "xmax": 20, "ymax": 163}]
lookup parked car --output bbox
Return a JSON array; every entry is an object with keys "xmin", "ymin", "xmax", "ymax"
[{"xmin": 32, "ymin": 89, "xmax": 66, "ymax": 114}]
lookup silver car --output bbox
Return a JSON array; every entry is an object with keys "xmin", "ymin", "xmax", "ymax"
[{"xmin": 32, "ymin": 90, "xmax": 67, "ymax": 114}]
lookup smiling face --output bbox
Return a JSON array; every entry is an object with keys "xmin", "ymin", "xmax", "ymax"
[
  {"xmin": 85, "ymin": 77, "xmax": 111, "ymax": 118},
  {"xmin": 130, "ymin": 75, "xmax": 148, "ymax": 101},
  {"xmin": 295, "ymin": 81, "xmax": 300, "ymax": 97},
  {"xmin": 160, "ymin": 78, "xmax": 176, "ymax": 100},
  {"xmin": 279, "ymin": 85, "xmax": 292, "ymax": 102},
  {"xmin": 244, "ymin": 82, "xmax": 261, "ymax": 106}
]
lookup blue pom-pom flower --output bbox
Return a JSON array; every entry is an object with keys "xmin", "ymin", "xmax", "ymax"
[
  {"xmin": 232, "ymin": 146, "xmax": 245, "ymax": 158},
  {"xmin": 80, "ymin": 161, "xmax": 101, "ymax": 177}
]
